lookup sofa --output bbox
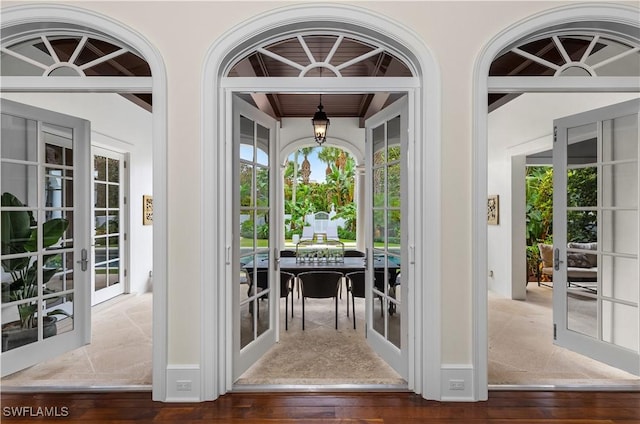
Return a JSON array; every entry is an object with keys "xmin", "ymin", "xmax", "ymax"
[{"xmin": 537, "ymin": 242, "xmax": 598, "ymax": 291}]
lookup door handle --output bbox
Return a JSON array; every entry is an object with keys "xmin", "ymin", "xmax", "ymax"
[
  {"xmin": 554, "ymin": 248, "xmax": 563, "ymax": 271},
  {"xmin": 77, "ymin": 248, "xmax": 89, "ymax": 271},
  {"xmin": 274, "ymin": 248, "xmax": 279, "ymax": 270}
]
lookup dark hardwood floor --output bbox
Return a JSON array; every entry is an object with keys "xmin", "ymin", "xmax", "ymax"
[{"xmin": 1, "ymin": 390, "xmax": 639, "ymax": 423}]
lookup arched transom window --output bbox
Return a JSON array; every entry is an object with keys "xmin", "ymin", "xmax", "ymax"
[
  {"xmin": 491, "ymin": 32, "xmax": 639, "ymax": 77},
  {"xmin": 228, "ymin": 33, "xmax": 412, "ymax": 78},
  {"xmin": 1, "ymin": 33, "xmax": 150, "ymax": 77}
]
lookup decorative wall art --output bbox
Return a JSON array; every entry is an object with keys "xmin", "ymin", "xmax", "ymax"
[
  {"xmin": 143, "ymin": 195, "xmax": 153, "ymax": 225},
  {"xmin": 487, "ymin": 194, "xmax": 499, "ymax": 225}
]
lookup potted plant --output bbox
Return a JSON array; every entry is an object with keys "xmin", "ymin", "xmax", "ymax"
[{"xmin": 1, "ymin": 192, "xmax": 70, "ymax": 352}]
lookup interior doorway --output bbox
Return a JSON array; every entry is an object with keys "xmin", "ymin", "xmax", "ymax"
[
  {"xmin": 231, "ymin": 92, "xmax": 409, "ymax": 386},
  {"xmin": 0, "ymin": 7, "xmax": 158, "ymax": 387}
]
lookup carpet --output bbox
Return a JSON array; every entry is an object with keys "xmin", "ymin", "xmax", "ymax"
[{"xmin": 236, "ymin": 291, "xmax": 405, "ymax": 386}]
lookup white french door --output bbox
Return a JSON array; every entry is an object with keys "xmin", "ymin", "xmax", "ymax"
[
  {"xmin": 364, "ymin": 96, "xmax": 408, "ymax": 378},
  {"xmin": 553, "ymin": 98, "xmax": 639, "ymax": 375},
  {"xmin": 232, "ymin": 96, "xmax": 279, "ymax": 379},
  {"xmin": 91, "ymin": 147, "xmax": 126, "ymax": 305},
  {"xmin": 1, "ymin": 98, "xmax": 91, "ymax": 376}
]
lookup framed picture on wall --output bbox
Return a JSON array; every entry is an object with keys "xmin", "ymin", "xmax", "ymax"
[
  {"xmin": 487, "ymin": 194, "xmax": 499, "ymax": 225},
  {"xmin": 143, "ymin": 195, "xmax": 153, "ymax": 225}
]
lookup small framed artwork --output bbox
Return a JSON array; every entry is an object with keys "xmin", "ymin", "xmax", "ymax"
[
  {"xmin": 143, "ymin": 195, "xmax": 153, "ymax": 225},
  {"xmin": 487, "ymin": 194, "xmax": 499, "ymax": 225}
]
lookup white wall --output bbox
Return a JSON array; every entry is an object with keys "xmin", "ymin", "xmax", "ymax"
[
  {"xmin": 1, "ymin": 93, "xmax": 154, "ymax": 295},
  {"xmin": 487, "ymin": 92, "xmax": 639, "ymax": 299},
  {"xmin": 3, "ymin": 0, "xmax": 637, "ymax": 384}
]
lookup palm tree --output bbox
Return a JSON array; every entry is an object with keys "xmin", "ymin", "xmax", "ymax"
[
  {"xmin": 299, "ymin": 147, "xmax": 315, "ymax": 184},
  {"xmin": 318, "ymin": 147, "xmax": 342, "ymax": 176}
]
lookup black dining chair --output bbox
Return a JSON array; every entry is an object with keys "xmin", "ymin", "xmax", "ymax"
[
  {"xmin": 280, "ymin": 271, "xmax": 295, "ymax": 331},
  {"xmin": 246, "ymin": 269, "xmax": 295, "ymax": 330},
  {"xmin": 344, "ymin": 249, "xmax": 366, "ymax": 257},
  {"xmin": 345, "ymin": 271, "xmax": 365, "ymax": 329},
  {"xmin": 245, "ymin": 268, "xmax": 267, "ymax": 319},
  {"xmin": 297, "ymin": 271, "xmax": 343, "ymax": 330},
  {"xmin": 280, "ymin": 249, "xmax": 300, "ymax": 298}
]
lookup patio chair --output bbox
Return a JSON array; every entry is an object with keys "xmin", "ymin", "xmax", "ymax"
[
  {"xmin": 326, "ymin": 224, "xmax": 339, "ymax": 241},
  {"xmin": 297, "ymin": 271, "xmax": 343, "ymax": 330},
  {"xmin": 300, "ymin": 226, "xmax": 314, "ymax": 241}
]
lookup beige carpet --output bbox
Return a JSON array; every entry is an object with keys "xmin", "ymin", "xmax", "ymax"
[
  {"xmin": 3, "ymin": 284, "xmax": 639, "ymax": 387},
  {"xmin": 236, "ymin": 293, "xmax": 405, "ymax": 385},
  {"xmin": 489, "ymin": 284, "xmax": 640, "ymax": 386},
  {"xmin": 1, "ymin": 293, "xmax": 152, "ymax": 387}
]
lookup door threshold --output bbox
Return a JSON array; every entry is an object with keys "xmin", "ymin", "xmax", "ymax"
[
  {"xmin": 232, "ymin": 383, "xmax": 410, "ymax": 392},
  {"xmin": 489, "ymin": 384, "xmax": 640, "ymax": 392},
  {"xmin": 1, "ymin": 385, "xmax": 152, "ymax": 393}
]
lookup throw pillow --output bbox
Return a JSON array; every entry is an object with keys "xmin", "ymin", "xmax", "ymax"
[
  {"xmin": 567, "ymin": 242, "xmax": 598, "ymax": 267},
  {"xmin": 567, "ymin": 252, "xmax": 592, "ymax": 268}
]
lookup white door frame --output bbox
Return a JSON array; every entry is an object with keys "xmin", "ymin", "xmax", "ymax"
[
  {"xmin": 1, "ymin": 4, "xmax": 168, "ymax": 401},
  {"xmin": 473, "ymin": 3, "xmax": 640, "ymax": 400},
  {"xmin": 202, "ymin": 3, "xmax": 441, "ymax": 401}
]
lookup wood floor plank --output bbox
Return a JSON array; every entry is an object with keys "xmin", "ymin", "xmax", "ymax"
[{"xmin": 1, "ymin": 391, "xmax": 639, "ymax": 423}]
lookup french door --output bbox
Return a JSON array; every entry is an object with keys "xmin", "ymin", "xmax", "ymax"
[
  {"xmin": 91, "ymin": 147, "xmax": 126, "ymax": 305},
  {"xmin": 365, "ymin": 96, "xmax": 408, "ymax": 378},
  {"xmin": 1, "ymin": 99, "xmax": 91, "ymax": 376},
  {"xmin": 553, "ymin": 98, "xmax": 639, "ymax": 375},
  {"xmin": 232, "ymin": 96, "xmax": 279, "ymax": 379}
]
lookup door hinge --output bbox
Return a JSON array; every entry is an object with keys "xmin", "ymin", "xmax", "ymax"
[
  {"xmin": 553, "ymin": 126, "xmax": 558, "ymax": 142},
  {"xmin": 124, "ymin": 269, "xmax": 127, "ymax": 277},
  {"xmin": 124, "ymin": 233, "xmax": 127, "ymax": 241},
  {"xmin": 124, "ymin": 161, "xmax": 127, "ymax": 169},
  {"xmin": 124, "ymin": 196, "xmax": 127, "ymax": 205},
  {"xmin": 553, "ymin": 324, "xmax": 557, "ymax": 340}
]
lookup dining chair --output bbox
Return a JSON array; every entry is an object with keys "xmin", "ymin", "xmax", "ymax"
[
  {"xmin": 344, "ymin": 250, "xmax": 366, "ymax": 257},
  {"xmin": 280, "ymin": 271, "xmax": 295, "ymax": 331},
  {"xmin": 345, "ymin": 271, "xmax": 365, "ymax": 329},
  {"xmin": 280, "ymin": 249, "xmax": 300, "ymax": 298},
  {"xmin": 246, "ymin": 269, "xmax": 295, "ymax": 330},
  {"xmin": 297, "ymin": 271, "xmax": 343, "ymax": 330}
]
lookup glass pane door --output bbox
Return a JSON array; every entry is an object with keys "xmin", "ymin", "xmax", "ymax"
[
  {"xmin": 92, "ymin": 148, "xmax": 125, "ymax": 305},
  {"xmin": 233, "ymin": 96, "xmax": 278, "ymax": 379},
  {"xmin": 365, "ymin": 96, "xmax": 407, "ymax": 378},
  {"xmin": 1, "ymin": 99, "xmax": 90, "ymax": 376},
  {"xmin": 553, "ymin": 98, "xmax": 639, "ymax": 375}
]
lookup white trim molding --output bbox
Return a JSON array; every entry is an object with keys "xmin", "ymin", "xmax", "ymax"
[
  {"xmin": 473, "ymin": 2, "xmax": 640, "ymax": 402},
  {"xmin": 202, "ymin": 3, "xmax": 441, "ymax": 402},
  {"xmin": 1, "ymin": 3, "xmax": 169, "ymax": 402}
]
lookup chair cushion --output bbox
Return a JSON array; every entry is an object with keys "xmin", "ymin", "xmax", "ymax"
[{"xmin": 538, "ymin": 243, "xmax": 553, "ymax": 268}]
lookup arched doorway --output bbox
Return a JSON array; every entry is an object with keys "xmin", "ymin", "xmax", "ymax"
[
  {"xmin": 473, "ymin": 3, "xmax": 640, "ymax": 400},
  {"xmin": 201, "ymin": 4, "xmax": 441, "ymax": 401},
  {"xmin": 0, "ymin": 4, "xmax": 168, "ymax": 400}
]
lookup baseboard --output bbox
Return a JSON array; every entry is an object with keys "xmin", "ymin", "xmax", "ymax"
[
  {"xmin": 166, "ymin": 364, "xmax": 201, "ymax": 402},
  {"xmin": 441, "ymin": 364, "xmax": 474, "ymax": 401}
]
